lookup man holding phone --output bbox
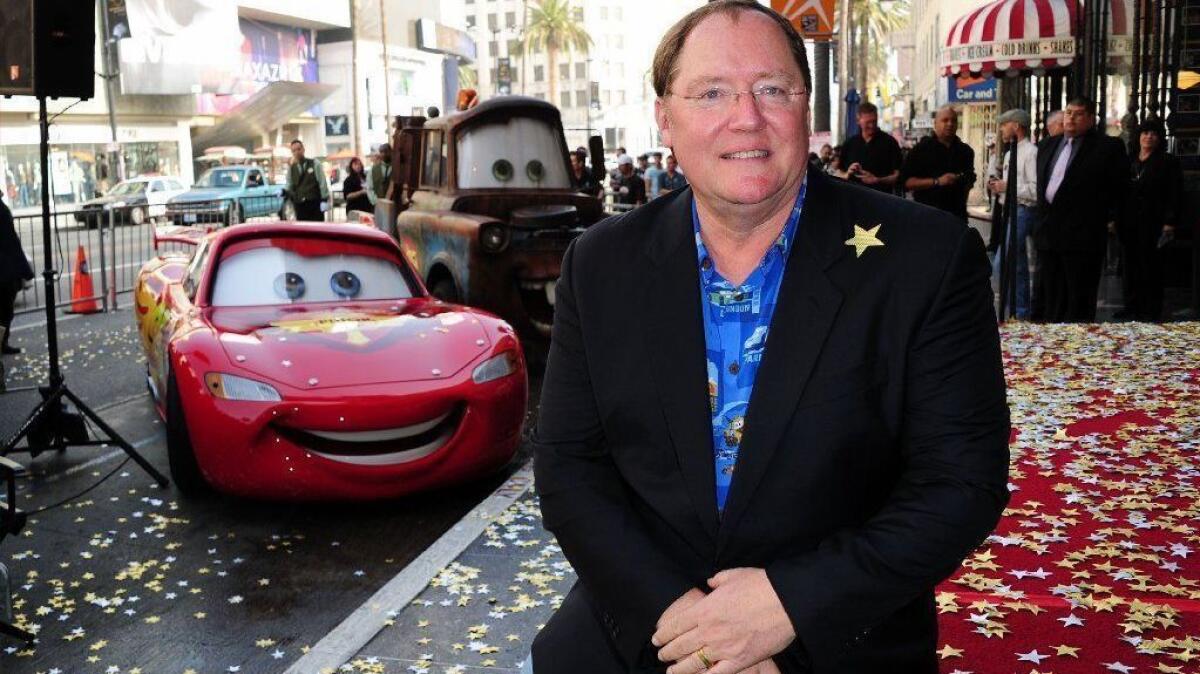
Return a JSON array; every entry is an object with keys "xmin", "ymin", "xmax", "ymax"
[
  {"xmin": 900, "ymin": 105, "xmax": 976, "ymax": 223},
  {"xmin": 835, "ymin": 102, "xmax": 902, "ymax": 194}
]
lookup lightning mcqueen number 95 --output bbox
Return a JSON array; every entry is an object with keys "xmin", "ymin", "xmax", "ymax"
[{"xmin": 134, "ymin": 222, "xmax": 528, "ymax": 499}]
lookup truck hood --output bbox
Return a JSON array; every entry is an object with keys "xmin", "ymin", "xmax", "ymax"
[
  {"xmin": 171, "ymin": 188, "xmax": 237, "ymax": 203},
  {"xmin": 207, "ymin": 300, "xmax": 494, "ymax": 389}
]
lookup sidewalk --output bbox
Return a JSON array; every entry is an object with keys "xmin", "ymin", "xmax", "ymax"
[{"xmin": 289, "ymin": 463, "xmax": 571, "ymax": 674}]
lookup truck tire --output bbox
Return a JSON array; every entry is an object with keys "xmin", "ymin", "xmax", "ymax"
[{"xmin": 429, "ymin": 276, "xmax": 460, "ymax": 303}]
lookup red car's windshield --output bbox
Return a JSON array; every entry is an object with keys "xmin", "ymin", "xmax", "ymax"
[{"xmin": 209, "ymin": 237, "xmax": 416, "ymax": 307}]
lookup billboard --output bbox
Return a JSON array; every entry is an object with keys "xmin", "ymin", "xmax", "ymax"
[
  {"xmin": 416, "ymin": 19, "xmax": 476, "ymax": 63},
  {"xmin": 117, "ymin": 0, "xmax": 242, "ymax": 95},
  {"xmin": 771, "ymin": 0, "xmax": 837, "ymax": 41},
  {"xmin": 196, "ymin": 18, "xmax": 320, "ymax": 116}
]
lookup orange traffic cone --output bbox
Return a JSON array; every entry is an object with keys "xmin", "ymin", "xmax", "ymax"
[{"xmin": 66, "ymin": 245, "xmax": 100, "ymax": 314}]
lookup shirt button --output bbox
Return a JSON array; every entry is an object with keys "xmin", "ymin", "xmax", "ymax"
[
  {"xmin": 729, "ymin": 362, "xmax": 740, "ymax": 375},
  {"xmin": 701, "ymin": 258, "xmax": 712, "ymax": 270}
]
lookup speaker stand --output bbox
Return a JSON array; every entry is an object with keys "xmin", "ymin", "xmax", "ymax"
[{"xmin": 1, "ymin": 98, "xmax": 168, "ymax": 487}]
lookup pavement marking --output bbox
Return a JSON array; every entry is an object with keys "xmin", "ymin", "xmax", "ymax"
[
  {"xmin": 29, "ymin": 433, "xmax": 157, "ymax": 486},
  {"xmin": 8, "ymin": 393, "xmax": 160, "ymax": 487},
  {"xmin": 9, "ymin": 312, "xmax": 85, "ymax": 333},
  {"xmin": 283, "ymin": 461, "xmax": 536, "ymax": 674}
]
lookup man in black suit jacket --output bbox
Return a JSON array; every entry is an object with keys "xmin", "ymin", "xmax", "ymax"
[
  {"xmin": 1034, "ymin": 97, "xmax": 1129, "ymax": 322},
  {"xmin": 0, "ymin": 197, "xmax": 35, "ymax": 355},
  {"xmin": 531, "ymin": 3, "xmax": 1010, "ymax": 673}
]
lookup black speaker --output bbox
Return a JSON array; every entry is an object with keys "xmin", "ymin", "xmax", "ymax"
[
  {"xmin": 34, "ymin": 0, "xmax": 95, "ymax": 99},
  {"xmin": 0, "ymin": 0, "xmax": 94, "ymax": 99}
]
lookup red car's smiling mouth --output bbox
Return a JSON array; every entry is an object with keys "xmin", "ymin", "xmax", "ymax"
[{"xmin": 274, "ymin": 405, "xmax": 464, "ymax": 466}]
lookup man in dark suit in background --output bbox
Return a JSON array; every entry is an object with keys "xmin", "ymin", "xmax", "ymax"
[
  {"xmin": 530, "ymin": 2, "xmax": 1010, "ymax": 673},
  {"xmin": 1034, "ymin": 97, "xmax": 1128, "ymax": 322},
  {"xmin": 1, "ymin": 196, "xmax": 35, "ymax": 355}
]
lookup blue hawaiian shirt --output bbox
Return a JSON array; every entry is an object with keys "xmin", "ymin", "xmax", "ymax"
[{"xmin": 694, "ymin": 178, "xmax": 806, "ymax": 513}]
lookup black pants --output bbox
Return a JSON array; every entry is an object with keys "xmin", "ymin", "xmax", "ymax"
[
  {"xmin": 1120, "ymin": 235, "xmax": 1165, "ymax": 321},
  {"xmin": 1030, "ymin": 247, "xmax": 1047, "ymax": 322},
  {"xmin": 1040, "ymin": 249, "xmax": 1103, "ymax": 322},
  {"xmin": 1, "ymin": 278, "xmax": 21, "ymax": 348},
  {"xmin": 294, "ymin": 199, "xmax": 323, "ymax": 222}
]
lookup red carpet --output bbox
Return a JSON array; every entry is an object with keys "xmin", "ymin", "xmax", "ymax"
[{"xmin": 936, "ymin": 323, "xmax": 1200, "ymax": 673}]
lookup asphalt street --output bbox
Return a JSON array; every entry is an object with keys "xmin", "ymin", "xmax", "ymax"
[{"xmin": 0, "ymin": 308, "xmax": 542, "ymax": 674}]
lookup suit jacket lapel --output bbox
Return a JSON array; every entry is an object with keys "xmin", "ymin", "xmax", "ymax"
[
  {"xmin": 1038, "ymin": 136, "xmax": 1062, "ymax": 204},
  {"xmin": 1058, "ymin": 132, "xmax": 1096, "ymax": 193},
  {"xmin": 716, "ymin": 171, "xmax": 846, "ymax": 555},
  {"xmin": 642, "ymin": 188, "xmax": 721, "ymax": 545}
]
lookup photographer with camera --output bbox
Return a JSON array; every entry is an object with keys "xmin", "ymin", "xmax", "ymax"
[
  {"xmin": 900, "ymin": 104, "xmax": 976, "ymax": 223},
  {"xmin": 834, "ymin": 102, "xmax": 903, "ymax": 194}
]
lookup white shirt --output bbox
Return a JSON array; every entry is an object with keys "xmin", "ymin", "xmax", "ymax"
[{"xmin": 988, "ymin": 138, "xmax": 1038, "ymax": 207}]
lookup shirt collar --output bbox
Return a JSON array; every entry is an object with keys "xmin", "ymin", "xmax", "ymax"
[{"xmin": 693, "ymin": 174, "xmax": 808, "ymax": 281}]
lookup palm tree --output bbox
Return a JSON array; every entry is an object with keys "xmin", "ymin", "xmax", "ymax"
[
  {"xmin": 523, "ymin": 0, "xmax": 592, "ymax": 108},
  {"xmin": 852, "ymin": 0, "xmax": 910, "ymax": 95},
  {"xmin": 813, "ymin": 41, "xmax": 831, "ymax": 133}
]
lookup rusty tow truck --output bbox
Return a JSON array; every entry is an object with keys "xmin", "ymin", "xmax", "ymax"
[{"xmin": 388, "ymin": 96, "xmax": 607, "ymax": 349}]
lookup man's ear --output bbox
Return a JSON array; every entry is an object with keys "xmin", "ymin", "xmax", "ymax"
[{"xmin": 655, "ymin": 98, "xmax": 672, "ymax": 149}]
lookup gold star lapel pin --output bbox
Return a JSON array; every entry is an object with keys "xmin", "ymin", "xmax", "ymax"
[{"xmin": 846, "ymin": 224, "xmax": 885, "ymax": 258}]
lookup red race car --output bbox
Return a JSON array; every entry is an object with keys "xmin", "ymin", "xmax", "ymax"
[{"xmin": 134, "ymin": 222, "xmax": 527, "ymax": 499}]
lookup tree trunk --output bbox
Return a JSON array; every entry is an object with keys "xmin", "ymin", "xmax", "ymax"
[
  {"xmin": 520, "ymin": 0, "xmax": 529, "ymax": 95},
  {"xmin": 814, "ymin": 40, "xmax": 831, "ymax": 133},
  {"xmin": 548, "ymin": 44, "xmax": 559, "ymax": 108},
  {"xmin": 350, "ymin": 0, "xmax": 361, "ymax": 156},
  {"xmin": 857, "ymin": 23, "xmax": 869, "ymax": 98}
]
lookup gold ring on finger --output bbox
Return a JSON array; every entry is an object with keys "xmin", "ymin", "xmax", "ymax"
[{"xmin": 696, "ymin": 647, "xmax": 714, "ymax": 670}]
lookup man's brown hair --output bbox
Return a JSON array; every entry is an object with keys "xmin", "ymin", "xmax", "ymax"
[
  {"xmin": 857, "ymin": 102, "xmax": 878, "ymax": 116},
  {"xmin": 651, "ymin": 0, "xmax": 812, "ymax": 98}
]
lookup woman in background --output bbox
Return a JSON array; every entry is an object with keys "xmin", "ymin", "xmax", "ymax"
[
  {"xmin": 1117, "ymin": 118, "xmax": 1184, "ymax": 322},
  {"xmin": 341, "ymin": 157, "xmax": 373, "ymax": 214}
]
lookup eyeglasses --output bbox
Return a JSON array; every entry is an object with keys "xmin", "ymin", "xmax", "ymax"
[{"xmin": 670, "ymin": 85, "xmax": 808, "ymax": 112}]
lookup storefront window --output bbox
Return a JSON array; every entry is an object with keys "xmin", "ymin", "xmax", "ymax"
[{"xmin": 0, "ymin": 141, "xmax": 180, "ymax": 211}]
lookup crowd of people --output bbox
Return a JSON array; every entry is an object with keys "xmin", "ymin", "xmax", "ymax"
[
  {"xmin": 803, "ymin": 99, "xmax": 1179, "ymax": 323},
  {"xmin": 568, "ymin": 146, "xmax": 690, "ymax": 209}
]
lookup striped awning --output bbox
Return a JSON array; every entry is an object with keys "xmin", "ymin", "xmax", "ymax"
[{"xmin": 942, "ymin": 0, "xmax": 1134, "ymax": 77}]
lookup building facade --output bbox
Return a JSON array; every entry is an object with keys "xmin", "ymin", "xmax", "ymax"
[
  {"xmin": 451, "ymin": 0, "xmax": 703, "ymax": 153},
  {"xmin": 0, "ymin": 0, "xmax": 467, "ymax": 210}
]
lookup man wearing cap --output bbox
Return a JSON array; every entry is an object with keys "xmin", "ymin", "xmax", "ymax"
[
  {"xmin": 613, "ymin": 154, "xmax": 647, "ymax": 207},
  {"xmin": 986, "ymin": 109, "xmax": 1039, "ymax": 319},
  {"xmin": 530, "ymin": 2, "xmax": 1009, "ymax": 672},
  {"xmin": 899, "ymin": 105, "xmax": 976, "ymax": 222}
]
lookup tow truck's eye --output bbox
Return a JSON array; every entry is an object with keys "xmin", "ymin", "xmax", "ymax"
[
  {"xmin": 492, "ymin": 159, "xmax": 514, "ymax": 182},
  {"xmin": 273, "ymin": 272, "xmax": 306, "ymax": 301},
  {"xmin": 330, "ymin": 271, "xmax": 362, "ymax": 298},
  {"xmin": 526, "ymin": 160, "xmax": 545, "ymax": 182}
]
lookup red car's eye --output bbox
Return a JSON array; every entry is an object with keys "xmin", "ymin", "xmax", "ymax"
[
  {"xmin": 330, "ymin": 271, "xmax": 361, "ymax": 299},
  {"xmin": 273, "ymin": 272, "xmax": 306, "ymax": 300}
]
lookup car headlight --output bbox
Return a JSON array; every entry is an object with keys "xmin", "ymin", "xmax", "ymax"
[
  {"xmin": 479, "ymin": 223, "xmax": 508, "ymax": 253},
  {"xmin": 204, "ymin": 372, "xmax": 282, "ymax": 401},
  {"xmin": 472, "ymin": 350, "xmax": 518, "ymax": 384}
]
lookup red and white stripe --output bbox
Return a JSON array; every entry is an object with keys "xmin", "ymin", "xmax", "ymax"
[
  {"xmin": 942, "ymin": 0, "xmax": 1135, "ymax": 77},
  {"xmin": 942, "ymin": 0, "xmax": 1078, "ymax": 76}
]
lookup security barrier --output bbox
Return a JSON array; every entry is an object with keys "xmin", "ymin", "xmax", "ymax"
[{"xmin": 11, "ymin": 193, "xmax": 345, "ymax": 316}]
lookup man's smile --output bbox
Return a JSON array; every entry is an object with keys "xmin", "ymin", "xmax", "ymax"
[{"xmin": 721, "ymin": 149, "xmax": 771, "ymax": 160}]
